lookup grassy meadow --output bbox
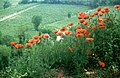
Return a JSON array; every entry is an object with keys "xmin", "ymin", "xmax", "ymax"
[
  {"xmin": 0, "ymin": 0, "xmax": 120, "ymax": 78},
  {"xmin": 0, "ymin": 4, "xmax": 90, "ymax": 37}
]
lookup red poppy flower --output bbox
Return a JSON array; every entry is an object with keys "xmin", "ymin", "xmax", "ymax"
[
  {"xmin": 57, "ymin": 31, "xmax": 63, "ymax": 36},
  {"xmin": 52, "ymin": 30, "xmax": 58, "ymax": 34},
  {"xmin": 78, "ymin": 15, "xmax": 82, "ymax": 19},
  {"xmin": 57, "ymin": 73, "xmax": 64, "ymax": 77},
  {"xmin": 117, "ymin": 7, "xmax": 120, "ymax": 10},
  {"xmin": 82, "ymin": 21, "xmax": 89, "ymax": 26},
  {"xmin": 76, "ymin": 26, "xmax": 82, "ymax": 29},
  {"xmin": 65, "ymin": 31, "xmax": 72, "ymax": 35},
  {"xmin": 98, "ymin": 61, "xmax": 105, "ymax": 67},
  {"xmin": 98, "ymin": 13, "xmax": 103, "ymax": 17},
  {"xmin": 98, "ymin": 21, "xmax": 104, "ymax": 26},
  {"xmin": 99, "ymin": 26, "xmax": 106, "ymax": 28},
  {"xmin": 34, "ymin": 39, "xmax": 40, "ymax": 43},
  {"xmin": 101, "ymin": 9, "xmax": 105, "ymax": 13},
  {"xmin": 114, "ymin": 5, "xmax": 120, "ymax": 10},
  {"xmin": 94, "ymin": 11, "xmax": 99, "ymax": 15},
  {"xmin": 10, "ymin": 42, "xmax": 17, "ymax": 46},
  {"xmin": 75, "ymin": 33, "xmax": 84, "ymax": 37},
  {"xmin": 68, "ymin": 46, "xmax": 73, "ymax": 52},
  {"xmin": 98, "ymin": 18, "xmax": 105, "ymax": 21},
  {"xmin": 84, "ymin": 15, "xmax": 89, "ymax": 19},
  {"xmin": 92, "ymin": 26, "xmax": 97, "ymax": 30},
  {"xmin": 33, "ymin": 35, "xmax": 40, "ymax": 40},
  {"xmin": 86, "ymin": 38, "xmax": 94, "ymax": 42},
  {"xmin": 60, "ymin": 26, "xmax": 67, "ymax": 31},
  {"xmin": 41, "ymin": 34, "xmax": 50, "ymax": 38},
  {"xmin": 28, "ymin": 39, "xmax": 36, "ymax": 44},
  {"xmin": 104, "ymin": 7, "xmax": 110, "ymax": 12},
  {"xmin": 68, "ymin": 22, "xmax": 73, "ymax": 26},
  {"xmin": 85, "ymin": 29, "xmax": 90, "ymax": 36},
  {"xmin": 26, "ymin": 43, "xmax": 32, "ymax": 47},
  {"xmin": 90, "ymin": 14, "xmax": 95, "ymax": 17},
  {"xmin": 76, "ymin": 29, "xmax": 86, "ymax": 34},
  {"xmin": 79, "ymin": 19, "xmax": 85, "ymax": 23},
  {"xmin": 97, "ymin": 7, "xmax": 102, "ymax": 12},
  {"xmin": 78, "ymin": 12, "xmax": 86, "ymax": 18},
  {"xmin": 15, "ymin": 44, "xmax": 23, "ymax": 49},
  {"xmin": 114, "ymin": 5, "xmax": 120, "ymax": 9}
]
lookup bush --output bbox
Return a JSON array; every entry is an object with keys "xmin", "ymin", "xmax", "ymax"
[
  {"xmin": 67, "ymin": 12, "xmax": 71, "ymax": 18},
  {"xmin": 32, "ymin": 15, "xmax": 42, "ymax": 31},
  {"xmin": 0, "ymin": 45, "xmax": 11, "ymax": 70},
  {"xmin": 3, "ymin": 0, "xmax": 11, "ymax": 9}
]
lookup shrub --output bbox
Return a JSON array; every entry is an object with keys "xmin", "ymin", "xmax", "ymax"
[
  {"xmin": 0, "ymin": 45, "xmax": 11, "ymax": 70},
  {"xmin": 3, "ymin": 0, "xmax": 11, "ymax": 9},
  {"xmin": 32, "ymin": 15, "xmax": 42, "ymax": 31},
  {"xmin": 67, "ymin": 12, "xmax": 71, "ymax": 18}
]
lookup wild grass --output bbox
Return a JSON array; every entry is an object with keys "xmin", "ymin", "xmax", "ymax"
[{"xmin": 0, "ymin": 4, "xmax": 90, "ymax": 38}]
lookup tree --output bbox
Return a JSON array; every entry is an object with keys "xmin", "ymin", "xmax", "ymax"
[
  {"xmin": 3, "ymin": 1, "xmax": 11, "ymax": 9},
  {"xmin": 32, "ymin": 15, "xmax": 42, "ymax": 31}
]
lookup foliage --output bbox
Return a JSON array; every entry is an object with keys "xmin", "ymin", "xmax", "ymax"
[
  {"xmin": 89, "ymin": 0, "xmax": 120, "ymax": 8},
  {"xmin": 20, "ymin": 0, "xmax": 29, "ymax": 4},
  {"xmin": 0, "ymin": 45, "xmax": 11, "ymax": 70},
  {"xmin": 1, "ymin": 35, "xmax": 15, "ymax": 46},
  {"xmin": 93, "ymin": 10, "xmax": 120, "ymax": 77},
  {"xmin": 3, "ymin": 0, "xmax": 11, "ymax": 9},
  {"xmin": 0, "ymin": 31, "xmax": 15, "ymax": 46},
  {"xmin": 67, "ymin": 12, "xmax": 71, "ymax": 18},
  {"xmin": 32, "ymin": 15, "xmax": 42, "ymax": 31}
]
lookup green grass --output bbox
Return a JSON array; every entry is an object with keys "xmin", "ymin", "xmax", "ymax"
[
  {"xmin": 0, "ymin": 3, "xmax": 37, "ymax": 18},
  {"xmin": 0, "ymin": 0, "xmax": 5, "ymax": 9},
  {"xmin": 0, "ymin": 4, "xmax": 90, "ymax": 38},
  {"xmin": 0, "ymin": 0, "xmax": 19, "ymax": 10}
]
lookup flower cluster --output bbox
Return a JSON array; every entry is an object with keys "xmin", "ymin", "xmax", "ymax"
[
  {"xmin": 10, "ymin": 34, "xmax": 50, "ymax": 48},
  {"xmin": 10, "ymin": 5, "xmax": 120, "ymax": 69}
]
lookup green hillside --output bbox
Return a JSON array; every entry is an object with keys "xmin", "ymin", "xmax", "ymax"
[
  {"xmin": 0, "ymin": 0, "xmax": 20, "ymax": 10},
  {"xmin": 0, "ymin": 4, "xmax": 90, "ymax": 37},
  {"xmin": 0, "ymin": 0, "xmax": 5, "ymax": 9}
]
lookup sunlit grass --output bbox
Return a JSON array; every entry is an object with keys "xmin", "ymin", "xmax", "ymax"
[{"xmin": 0, "ymin": 4, "xmax": 90, "ymax": 37}]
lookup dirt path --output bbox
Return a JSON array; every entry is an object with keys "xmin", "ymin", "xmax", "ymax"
[{"xmin": 0, "ymin": 5, "xmax": 39, "ymax": 22}]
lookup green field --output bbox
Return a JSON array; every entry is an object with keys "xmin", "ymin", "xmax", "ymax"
[
  {"xmin": 0, "ymin": 3, "xmax": 37, "ymax": 18},
  {"xmin": 0, "ymin": 3, "xmax": 90, "ymax": 37}
]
